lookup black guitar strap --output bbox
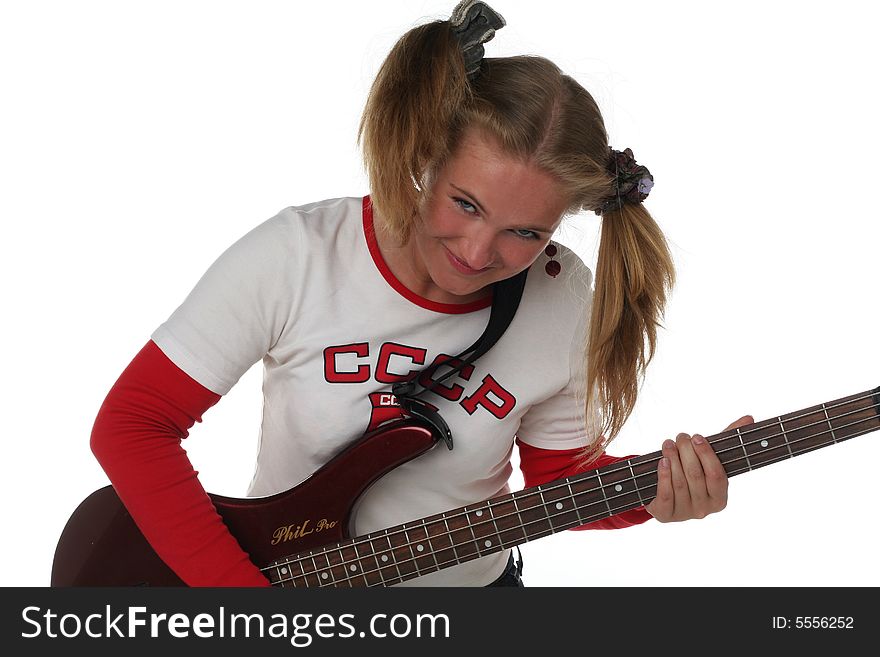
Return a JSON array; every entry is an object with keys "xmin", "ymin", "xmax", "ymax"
[{"xmin": 391, "ymin": 267, "xmax": 529, "ymax": 449}]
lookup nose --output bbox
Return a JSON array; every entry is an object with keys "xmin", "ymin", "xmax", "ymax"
[{"xmin": 459, "ymin": 225, "xmax": 497, "ymax": 270}]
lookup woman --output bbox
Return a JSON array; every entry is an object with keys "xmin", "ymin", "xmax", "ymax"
[{"xmin": 90, "ymin": 1, "xmax": 751, "ymax": 587}]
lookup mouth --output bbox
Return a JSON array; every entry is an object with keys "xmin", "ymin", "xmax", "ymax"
[{"xmin": 444, "ymin": 246, "xmax": 491, "ymax": 276}]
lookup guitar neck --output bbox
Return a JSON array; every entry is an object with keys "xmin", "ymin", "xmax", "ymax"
[{"xmin": 265, "ymin": 387, "xmax": 880, "ymax": 587}]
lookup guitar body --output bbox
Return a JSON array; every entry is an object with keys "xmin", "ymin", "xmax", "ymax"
[{"xmin": 51, "ymin": 420, "xmax": 439, "ymax": 586}]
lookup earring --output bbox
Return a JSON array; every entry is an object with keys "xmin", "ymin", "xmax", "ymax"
[{"xmin": 544, "ymin": 243, "xmax": 561, "ymax": 278}]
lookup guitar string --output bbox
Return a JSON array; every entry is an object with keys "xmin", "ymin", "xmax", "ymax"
[
  {"xmin": 266, "ymin": 399, "xmax": 880, "ymax": 587},
  {"xmin": 269, "ymin": 411, "xmax": 880, "ymax": 587},
  {"xmin": 264, "ymin": 393, "xmax": 880, "ymax": 586},
  {"xmin": 265, "ymin": 395, "xmax": 880, "ymax": 586},
  {"xmin": 262, "ymin": 390, "xmax": 878, "ymax": 578},
  {"xmin": 363, "ymin": 421, "xmax": 880, "ymax": 587}
]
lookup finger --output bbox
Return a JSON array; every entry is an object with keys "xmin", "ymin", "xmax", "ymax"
[
  {"xmin": 723, "ymin": 415, "xmax": 754, "ymax": 432},
  {"xmin": 664, "ymin": 435, "xmax": 690, "ymax": 519},
  {"xmin": 675, "ymin": 433, "xmax": 709, "ymax": 516},
  {"xmin": 691, "ymin": 433, "xmax": 729, "ymax": 511},
  {"xmin": 647, "ymin": 448, "xmax": 674, "ymax": 521}
]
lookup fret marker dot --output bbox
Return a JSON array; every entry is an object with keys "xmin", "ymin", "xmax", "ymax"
[
  {"xmin": 555, "ymin": 502, "xmax": 564, "ymax": 510},
  {"xmin": 416, "ymin": 544, "xmax": 424, "ymax": 552},
  {"xmin": 484, "ymin": 540, "xmax": 492, "ymax": 547},
  {"xmin": 350, "ymin": 565, "xmax": 357, "ymax": 572},
  {"xmin": 381, "ymin": 555, "xmax": 389, "ymax": 562},
  {"xmin": 760, "ymin": 440, "xmax": 769, "ymax": 447},
  {"xmin": 475, "ymin": 510, "xmax": 483, "ymax": 517},
  {"xmin": 321, "ymin": 573, "xmax": 328, "ymax": 580},
  {"xmin": 280, "ymin": 567, "xmax": 288, "ymax": 575},
  {"xmin": 614, "ymin": 484, "xmax": 623, "ymax": 492}
]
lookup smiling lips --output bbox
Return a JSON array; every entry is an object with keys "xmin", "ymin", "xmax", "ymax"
[{"xmin": 444, "ymin": 246, "xmax": 492, "ymax": 275}]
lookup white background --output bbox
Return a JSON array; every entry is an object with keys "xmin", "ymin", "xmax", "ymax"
[{"xmin": 2, "ymin": 0, "xmax": 878, "ymax": 587}]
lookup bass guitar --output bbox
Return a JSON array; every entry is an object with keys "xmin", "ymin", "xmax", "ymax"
[{"xmin": 51, "ymin": 386, "xmax": 880, "ymax": 586}]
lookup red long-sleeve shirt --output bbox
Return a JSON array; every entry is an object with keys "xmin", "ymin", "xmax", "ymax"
[{"xmin": 90, "ymin": 340, "xmax": 650, "ymax": 586}]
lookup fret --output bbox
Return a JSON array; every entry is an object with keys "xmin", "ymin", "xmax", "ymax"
[
  {"xmin": 364, "ymin": 537, "xmax": 388, "ymax": 586},
  {"xmin": 476, "ymin": 503, "xmax": 503, "ymax": 553},
  {"xmin": 597, "ymin": 463, "xmax": 643, "ymax": 515},
  {"xmin": 516, "ymin": 487, "xmax": 552, "ymax": 539},
  {"xmin": 446, "ymin": 508, "xmax": 480, "ymax": 560},
  {"xmin": 735, "ymin": 427, "xmax": 753, "ymax": 471},
  {"xmin": 308, "ymin": 555, "xmax": 322, "ymax": 587},
  {"xmin": 594, "ymin": 472, "xmax": 613, "ymax": 516},
  {"xmin": 822, "ymin": 403, "xmax": 838, "ymax": 443},
  {"xmin": 387, "ymin": 526, "xmax": 419, "ymax": 579},
  {"xmin": 469, "ymin": 505, "xmax": 495, "ymax": 541},
  {"xmin": 272, "ymin": 562, "xmax": 290, "ymax": 587},
  {"xmin": 370, "ymin": 536, "xmax": 396, "ymax": 586},
  {"xmin": 441, "ymin": 514, "xmax": 463, "ymax": 566},
  {"xmin": 311, "ymin": 551, "xmax": 335, "ymax": 586},
  {"xmin": 568, "ymin": 473, "xmax": 607, "ymax": 525},
  {"xmin": 465, "ymin": 506, "xmax": 484, "ymax": 556},
  {"xmin": 401, "ymin": 526, "xmax": 423, "ymax": 578},
  {"xmin": 427, "ymin": 515, "xmax": 458, "ymax": 570},
  {"xmin": 371, "ymin": 532, "xmax": 401, "ymax": 584},
  {"xmin": 492, "ymin": 495, "xmax": 528, "ymax": 546},
  {"xmin": 292, "ymin": 555, "xmax": 319, "ymax": 588},
  {"xmin": 404, "ymin": 523, "xmax": 436, "ymax": 573},
  {"xmin": 627, "ymin": 462, "xmax": 645, "ymax": 506},
  {"xmin": 779, "ymin": 403, "xmax": 835, "ymax": 457},
  {"xmin": 539, "ymin": 480, "xmax": 580, "ymax": 530},
  {"xmin": 529, "ymin": 484, "xmax": 555, "ymax": 535},
  {"xmin": 355, "ymin": 538, "xmax": 383, "ymax": 587},
  {"xmin": 566, "ymin": 482, "xmax": 586, "ymax": 524},
  {"xmin": 487, "ymin": 503, "xmax": 502, "ymax": 539},
  {"xmin": 422, "ymin": 520, "xmax": 442, "ymax": 571},
  {"xmin": 777, "ymin": 418, "xmax": 794, "ymax": 458},
  {"xmin": 740, "ymin": 420, "xmax": 790, "ymax": 468},
  {"xmin": 627, "ymin": 453, "xmax": 659, "ymax": 502},
  {"xmin": 322, "ymin": 548, "xmax": 347, "ymax": 586},
  {"xmin": 338, "ymin": 545, "xmax": 366, "ymax": 586}
]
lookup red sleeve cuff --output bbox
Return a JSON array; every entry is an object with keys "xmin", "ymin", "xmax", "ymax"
[{"xmin": 516, "ymin": 438, "xmax": 652, "ymax": 530}]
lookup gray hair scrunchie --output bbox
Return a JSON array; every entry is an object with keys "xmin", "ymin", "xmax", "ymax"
[{"xmin": 450, "ymin": 0, "xmax": 506, "ymax": 78}]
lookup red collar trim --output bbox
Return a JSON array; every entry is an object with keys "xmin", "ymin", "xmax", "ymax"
[{"xmin": 361, "ymin": 196, "xmax": 492, "ymax": 315}]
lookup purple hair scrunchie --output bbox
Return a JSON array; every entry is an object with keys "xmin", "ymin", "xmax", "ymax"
[{"xmin": 598, "ymin": 147, "xmax": 654, "ymax": 215}]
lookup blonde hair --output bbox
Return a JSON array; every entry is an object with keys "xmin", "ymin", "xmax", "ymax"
[{"xmin": 359, "ymin": 20, "xmax": 674, "ymax": 458}]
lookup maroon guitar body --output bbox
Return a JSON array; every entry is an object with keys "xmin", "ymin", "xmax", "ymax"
[
  {"xmin": 51, "ymin": 420, "xmax": 439, "ymax": 586},
  {"xmin": 52, "ymin": 387, "xmax": 880, "ymax": 587}
]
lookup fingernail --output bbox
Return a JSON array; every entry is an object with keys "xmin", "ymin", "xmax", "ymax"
[
  {"xmin": 663, "ymin": 439, "xmax": 675, "ymax": 450},
  {"xmin": 693, "ymin": 434, "xmax": 705, "ymax": 445}
]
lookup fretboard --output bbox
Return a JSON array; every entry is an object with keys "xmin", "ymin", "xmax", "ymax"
[{"xmin": 264, "ymin": 387, "xmax": 880, "ymax": 587}]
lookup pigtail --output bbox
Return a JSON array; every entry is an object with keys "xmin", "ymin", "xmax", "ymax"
[
  {"xmin": 358, "ymin": 21, "xmax": 472, "ymax": 243},
  {"xmin": 582, "ymin": 202, "xmax": 675, "ymax": 459}
]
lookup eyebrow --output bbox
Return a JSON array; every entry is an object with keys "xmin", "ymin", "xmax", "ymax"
[
  {"xmin": 450, "ymin": 184, "xmax": 488, "ymax": 215},
  {"xmin": 449, "ymin": 183, "xmax": 556, "ymax": 234}
]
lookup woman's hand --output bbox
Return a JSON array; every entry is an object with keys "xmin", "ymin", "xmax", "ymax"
[{"xmin": 646, "ymin": 415, "xmax": 754, "ymax": 523}]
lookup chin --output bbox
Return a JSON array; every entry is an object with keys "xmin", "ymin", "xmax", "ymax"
[
  {"xmin": 439, "ymin": 279, "xmax": 484, "ymax": 298},
  {"xmin": 429, "ymin": 270, "xmax": 490, "ymax": 301}
]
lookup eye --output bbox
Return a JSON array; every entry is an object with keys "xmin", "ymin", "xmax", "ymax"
[
  {"xmin": 511, "ymin": 228, "xmax": 540, "ymax": 240},
  {"xmin": 453, "ymin": 198, "xmax": 478, "ymax": 214}
]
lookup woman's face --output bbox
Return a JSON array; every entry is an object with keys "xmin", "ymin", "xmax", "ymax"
[{"xmin": 410, "ymin": 128, "xmax": 569, "ymax": 303}]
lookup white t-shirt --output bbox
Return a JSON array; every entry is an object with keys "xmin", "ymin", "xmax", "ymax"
[{"xmin": 152, "ymin": 196, "xmax": 599, "ymax": 586}]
